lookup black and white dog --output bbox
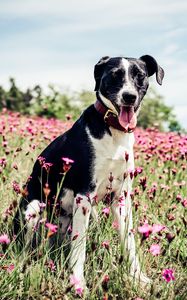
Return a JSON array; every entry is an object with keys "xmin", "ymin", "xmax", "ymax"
[{"xmin": 13, "ymin": 55, "xmax": 164, "ymax": 289}]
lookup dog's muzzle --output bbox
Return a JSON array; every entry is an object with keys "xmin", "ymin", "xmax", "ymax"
[{"xmin": 94, "ymin": 99, "xmax": 136, "ymax": 132}]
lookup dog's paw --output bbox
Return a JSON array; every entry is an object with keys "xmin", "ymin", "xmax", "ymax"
[
  {"xmin": 138, "ymin": 272, "xmax": 152, "ymax": 286},
  {"xmin": 130, "ymin": 269, "xmax": 152, "ymax": 287},
  {"xmin": 130, "ymin": 260, "xmax": 152, "ymax": 286},
  {"xmin": 70, "ymin": 274, "xmax": 88, "ymax": 296}
]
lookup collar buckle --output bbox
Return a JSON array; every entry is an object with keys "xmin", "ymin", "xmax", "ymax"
[{"xmin": 104, "ymin": 109, "xmax": 117, "ymax": 122}]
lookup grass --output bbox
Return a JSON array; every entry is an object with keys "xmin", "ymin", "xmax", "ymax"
[{"xmin": 0, "ymin": 110, "xmax": 187, "ymax": 300}]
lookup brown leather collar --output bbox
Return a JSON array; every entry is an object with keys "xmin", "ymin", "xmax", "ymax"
[{"xmin": 94, "ymin": 99, "xmax": 134, "ymax": 133}]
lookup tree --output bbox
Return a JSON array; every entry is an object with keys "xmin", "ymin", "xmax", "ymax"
[
  {"xmin": 137, "ymin": 87, "xmax": 182, "ymax": 131},
  {"xmin": 0, "ymin": 78, "xmax": 182, "ymax": 132}
]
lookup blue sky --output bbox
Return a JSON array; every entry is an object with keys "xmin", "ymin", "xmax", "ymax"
[{"xmin": 0, "ymin": 0, "xmax": 187, "ymax": 127}]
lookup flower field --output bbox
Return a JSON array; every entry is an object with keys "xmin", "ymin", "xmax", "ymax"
[{"xmin": 0, "ymin": 109, "xmax": 187, "ymax": 300}]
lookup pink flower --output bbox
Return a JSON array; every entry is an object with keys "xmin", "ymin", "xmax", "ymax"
[
  {"xmin": 139, "ymin": 176, "xmax": 147, "ymax": 190},
  {"xmin": 76, "ymin": 196, "xmax": 83, "ymax": 205},
  {"xmin": 160, "ymin": 184, "xmax": 170, "ymax": 190},
  {"xmin": 129, "ymin": 170, "xmax": 134, "ymax": 179},
  {"xmin": 152, "ymin": 224, "xmax": 165, "ymax": 234},
  {"xmin": 124, "ymin": 151, "xmax": 129, "ymax": 162},
  {"xmin": 119, "ymin": 196, "xmax": 125, "ymax": 207},
  {"xmin": 62, "ymin": 157, "xmax": 74, "ymax": 164},
  {"xmin": 6, "ymin": 264, "xmax": 15, "ymax": 273},
  {"xmin": 45, "ymin": 222, "xmax": 58, "ymax": 233},
  {"xmin": 162, "ymin": 268, "xmax": 175, "ymax": 282},
  {"xmin": 72, "ymin": 232, "xmax": 79, "ymax": 240},
  {"xmin": 62, "ymin": 157, "xmax": 74, "ymax": 172},
  {"xmin": 176, "ymin": 194, "xmax": 183, "ymax": 202},
  {"xmin": 39, "ymin": 202, "xmax": 46, "ymax": 209},
  {"xmin": 134, "ymin": 166, "xmax": 143, "ymax": 177},
  {"xmin": 108, "ymin": 172, "xmax": 114, "ymax": 182},
  {"xmin": 149, "ymin": 244, "xmax": 161, "ymax": 256},
  {"xmin": 12, "ymin": 163, "xmax": 18, "ymax": 170},
  {"xmin": 112, "ymin": 220, "xmax": 119, "ymax": 230},
  {"xmin": 138, "ymin": 223, "xmax": 152, "ymax": 238},
  {"xmin": 0, "ymin": 157, "xmax": 7, "ymax": 168},
  {"xmin": 2, "ymin": 264, "xmax": 15, "ymax": 273},
  {"xmin": 102, "ymin": 240, "xmax": 110, "ymax": 249},
  {"xmin": 67, "ymin": 225, "xmax": 72, "ymax": 233},
  {"xmin": 0, "ymin": 234, "xmax": 10, "ymax": 244},
  {"xmin": 75, "ymin": 286, "xmax": 83, "ymax": 296},
  {"xmin": 70, "ymin": 274, "xmax": 80, "ymax": 286},
  {"xmin": 43, "ymin": 162, "xmax": 53, "ymax": 172},
  {"xmin": 181, "ymin": 199, "xmax": 187, "ymax": 207},
  {"xmin": 102, "ymin": 274, "xmax": 110, "ymax": 283},
  {"xmin": 70, "ymin": 275, "xmax": 83, "ymax": 296},
  {"xmin": 12, "ymin": 181, "xmax": 21, "ymax": 194},
  {"xmin": 102, "ymin": 207, "xmax": 110, "ymax": 217},
  {"xmin": 45, "ymin": 259, "xmax": 56, "ymax": 271},
  {"xmin": 38, "ymin": 156, "xmax": 46, "ymax": 166}
]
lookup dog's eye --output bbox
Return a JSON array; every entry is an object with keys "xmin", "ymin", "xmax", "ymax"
[
  {"xmin": 135, "ymin": 73, "xmax": 146, "ymax": 86},
  {"xmin": 136, "ymin": 73, "xmax": 145, "ymax": 81},
  {"xmin": 115, "ymin": 69, "xmax": 125, "ymax": 79},
  {"xmin": 109, "ymin": 70, "xmax": 124, "ymax": 83},
  {"xmin": 107, "ymin": 73, "xmax": 118, "ymax": 84}
]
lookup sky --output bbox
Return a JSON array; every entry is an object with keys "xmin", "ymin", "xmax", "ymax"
[{"xmin": 0, "ymin": 0, "xmax": 187, "ymax": 127}]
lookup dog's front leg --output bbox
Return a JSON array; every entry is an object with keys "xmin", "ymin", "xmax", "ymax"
[
  {"xmin": 70, "ymin": 194, "xmax": 91, "ymax": 290},
  {"xmin": 111, "ymin": 192, "xmax": 136, "ymax": 263},
  {"xmin": 112, "ymin": 190, "xmax": 151, "ymax": 284}
]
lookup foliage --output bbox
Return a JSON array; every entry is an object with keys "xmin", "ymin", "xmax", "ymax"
[
  {"xmin": 0, "ymin": 78, "xmax": 79, "ymax": 120},
  {"xmin": 0, "ymin": 78, "xmax": 183, "ymax": 132},
  {"xmin": 0, "ymin": 111, "xmax": 187, "ymax": 299},
  {"xmin": 137, "ymin": 87, "xmax": 182, "ymax": 131}
]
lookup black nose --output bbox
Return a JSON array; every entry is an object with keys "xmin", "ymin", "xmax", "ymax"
[{"xmin": 122, "ymin": 92, "xmax": 137, "ymax": 104}]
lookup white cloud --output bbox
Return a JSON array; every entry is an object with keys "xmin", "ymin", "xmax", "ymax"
[
  {"xmin": 0, "ymin": 0, "xmax": 187, "ymax": 128},
  {"xmin": 162, "ymin": 44, "xmax": 180, "ymax": 56},
  {"xmin": 1, "ymin": 0, "xmax": 187, "ymax": 16}
]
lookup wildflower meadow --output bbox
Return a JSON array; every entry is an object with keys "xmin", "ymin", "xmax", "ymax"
[{"xmin": 0, "ymin": 109, "xmax": 187, "ymax": 299}]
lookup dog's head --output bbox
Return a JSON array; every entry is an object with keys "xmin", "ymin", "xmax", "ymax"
[{"xmin": 94, "ymin": 55, "xmax": 164, "ymax": 130}]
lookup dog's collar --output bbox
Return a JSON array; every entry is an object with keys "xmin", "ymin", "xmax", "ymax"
[{"xmin": 94, "ymin": 99, "xmax": 135, "ymax": 133}]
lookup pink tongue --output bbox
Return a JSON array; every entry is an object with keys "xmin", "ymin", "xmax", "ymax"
[{"xmin": 119, "ymin": 106, "xmax": 137, "ymax": 130}]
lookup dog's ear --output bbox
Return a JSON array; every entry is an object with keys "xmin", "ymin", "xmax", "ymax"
[
  {"xmin": 94, "ymin": 56, "xmax": 110, "ymax": 91},
  {"xmin": 139, "ymin": 55, "xmax": 164, "ymax": 85}
]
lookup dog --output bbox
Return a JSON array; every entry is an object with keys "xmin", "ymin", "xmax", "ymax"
[{"xmin": 13, "ymin": 55, "xmax": 164, "ymax": 290}]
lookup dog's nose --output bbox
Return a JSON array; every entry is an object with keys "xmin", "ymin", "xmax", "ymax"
[{"xmin": 122, "ymin": 92, "xmax": 137, "ymax": 104}]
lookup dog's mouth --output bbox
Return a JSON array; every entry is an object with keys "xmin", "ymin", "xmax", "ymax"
[{"xmin": 118, "ymin": 106, "xmax": 137, "ymax": 131}]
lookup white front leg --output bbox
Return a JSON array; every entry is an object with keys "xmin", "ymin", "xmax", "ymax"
[
  {"xmin": 69, "ymin": 194, "xmax": 91, "ymax": 288},
  {"xmin": 112, "ymin": 181, "xmax": 151, "ymax": 284},
  {"xmin": 112, "ymin": 192, "xmax": 136, "ymax": 265}
]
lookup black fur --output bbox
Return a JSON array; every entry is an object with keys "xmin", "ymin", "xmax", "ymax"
[
  {"xmin": 13, "ymin": 55, "xmax": 164, "ymax": 240},
  {"xmin": 13, "ymin": 105, "xmax": 109, "ymax": 236},
  {"xmin": 95, "ymin": 56, "xmax": 164, "ymax": 112}
]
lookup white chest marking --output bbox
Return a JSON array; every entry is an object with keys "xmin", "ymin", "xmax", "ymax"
[
  {"xmin": 88, "ymin": 127, "xmax": 135, "ymax": 199},
  {"xmin": 121, "ymin": 58, "xmax": 137, "ymax": 96}
]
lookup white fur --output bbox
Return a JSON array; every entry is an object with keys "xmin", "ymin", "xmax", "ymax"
[
  {"xmin": 24, "ymin": 117, "xmax": 149, "ymax": 289},
  {"xmin": 99, "ymin": 92, "xmax": 119, "ymax": 115},
  {"xmin": 24, "ymin": 199, "xmax": 40, "ymax": 244},
  {"xmin": 88, "ymin": 127, "xmax": 134, "ymax": 199},
  {"xmin": 68, "ymin": 129, "xmax": 135, "ymax": 286},
  {"xmin": 120, "ymin": 58, "xmax": 138, "ymax": 100},
  {"xmin": 61, "ymin": 188, "xmax": 74, "ymax": 214},
  {"xmin": 70, "ymin": 194, "xmax": 92, "ymax": 287},
  {"xmin": 69, "ymin": 127, "xmax": 150, "ymax": 288},
  {"xmin": 99, "ymin": 58, "xmax": 138, "ymax": 109},
  {"xmin": 88, "ymin": 127, "xmax": 141, "ymax": 275}
]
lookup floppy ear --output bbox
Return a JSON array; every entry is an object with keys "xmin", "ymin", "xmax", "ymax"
[
  {"xmin": 139, "ymin": 55, "xmax": 164, "ymax": 85},
  {"xmin": 94, "ymin": 56, "xmax": 110, "ymax": 91}
]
